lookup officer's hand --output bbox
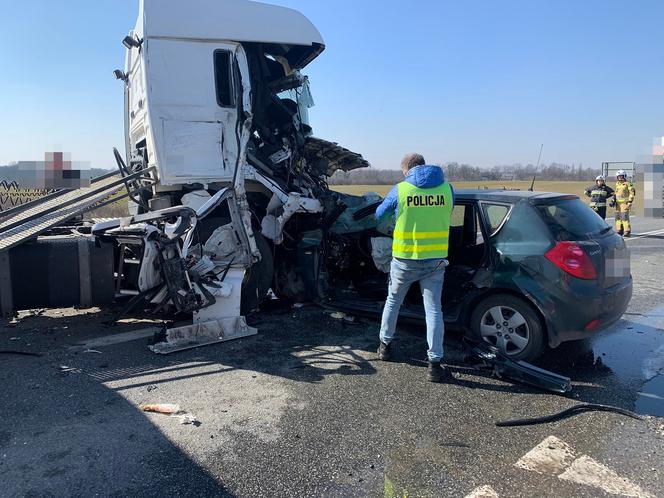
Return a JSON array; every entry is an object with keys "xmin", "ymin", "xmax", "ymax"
[{"xmin": 627, "ymin": 203, "xmax": 633, "ymax": 209}]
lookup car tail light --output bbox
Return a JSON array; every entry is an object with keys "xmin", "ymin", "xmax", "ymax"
[
  {"xmin": 544, "ymin": 241, "xmax": 597, "ymax": 280},
  {"xmin": 585, "ymin": 319, "xmax": 601, "ymax": 331}
]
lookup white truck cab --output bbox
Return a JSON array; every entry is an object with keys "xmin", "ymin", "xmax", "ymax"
[{"xmin": 124, "ymin": 0, "xmax": 324, "ymax": 188}]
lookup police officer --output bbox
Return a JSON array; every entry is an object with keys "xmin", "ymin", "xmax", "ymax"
[
  {"xmin": 613, "ymin": 170, "xmax": 636, "ymax": 237},
  {"xmin": 374, "ymin": 153, "xmax": 455, "ymax": 383},
  {"xmin": 584, "ymin": 175, "xmax": 614, "ymax": 220}
]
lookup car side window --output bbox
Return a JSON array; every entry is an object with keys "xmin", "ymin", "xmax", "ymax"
[
  {"xmin": 482, "ymin": 203, "xmax": 510, "ymax": 236},
  {"xmin": 450, "ymin": 205, "xmax": 465, "ymax": 227}
]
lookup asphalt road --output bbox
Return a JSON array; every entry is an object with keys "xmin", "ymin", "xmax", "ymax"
[{"xmin": 1, "ymin": 216, "xmax": 663, "ymax": 497}]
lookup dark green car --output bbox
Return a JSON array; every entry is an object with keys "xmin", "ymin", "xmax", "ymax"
[{"xmin": 275, "ymin": 189, "xmax": 633, "ymax": 362}]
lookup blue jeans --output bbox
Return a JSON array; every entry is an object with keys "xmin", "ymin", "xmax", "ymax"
[{"xmin": 379, "ymin": 257, "xmax": 447, "ymax": 362}]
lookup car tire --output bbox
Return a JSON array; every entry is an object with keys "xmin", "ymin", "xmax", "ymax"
[{"xmin": 469, "ymin": 294, "xmax": 545, "ymax": 362}]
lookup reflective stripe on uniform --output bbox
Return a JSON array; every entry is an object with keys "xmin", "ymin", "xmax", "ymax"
[
  {"xmin": 392, "ymin": 243, "xmax": 449, "ymax": 253},
  {"xmin": 392, "ymin": 230, "xmax": 450, "ymax": 240}
]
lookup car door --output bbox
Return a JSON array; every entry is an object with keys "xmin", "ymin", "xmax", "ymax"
[{"xmin": 442, "ymin": 201, "xmax": 479, "ymax": 320}]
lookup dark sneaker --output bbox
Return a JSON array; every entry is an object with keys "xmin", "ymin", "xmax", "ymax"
[
  {"xmin": 624, "ymin": 231, "xmax": 631, "ymax": 238},
  {"xmin": 377, "ymin": 341, "xmax": 392, "ymax": 361},
  {"xmin": 617, "ymin": 229, "xmax": 624, "ymax": 236},
  {"xmin": 427, "ymin": 361, "xmax": 448, "ymax": 383}
]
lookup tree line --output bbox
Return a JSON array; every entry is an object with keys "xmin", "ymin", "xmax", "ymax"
[{"xmin": 329, "ymin": 162, "xmax": 601, "ymax": 184}]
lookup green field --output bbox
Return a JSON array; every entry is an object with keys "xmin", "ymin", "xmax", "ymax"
[{"xmin": 333, "ymin": 181, "xmax": 643, "ymax": 215}]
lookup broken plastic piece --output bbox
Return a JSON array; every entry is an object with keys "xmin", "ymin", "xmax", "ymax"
[
  {"xmin": 174, "ymin": 413, "xmax": 201, "ymax": 426},
  {"xmin": 467, "ymin": 340, "xmax": 572, "ymax": 394}
]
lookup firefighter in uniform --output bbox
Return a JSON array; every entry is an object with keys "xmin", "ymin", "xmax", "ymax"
[
  {"xmin": 375, "ymin": 153, "xmax": 454, "ymax": 383},
  {"xmin": 613, "ymin": 170, "xmax": 636, "ymax": 237},
  {"xmin": 584, "ymin": 175, "xmax": 614, "ymax": 220}
]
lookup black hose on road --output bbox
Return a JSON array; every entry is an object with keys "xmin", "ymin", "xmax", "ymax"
[
  {"xmin": 0, "ymin": 350, "xmax": 42, "ymax": 357},
  {"xmin": 496, "ymin": 403, "xmax": 643, "ymax": 427}
]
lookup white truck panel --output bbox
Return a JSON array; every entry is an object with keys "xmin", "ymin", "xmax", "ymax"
[
  {"xmin": 144, "ymin": 39, "xmax": 242, "ymax": 185},
  {"xmin": 141, "ymin": 0, "xmax": 323, "ymax": 47}
]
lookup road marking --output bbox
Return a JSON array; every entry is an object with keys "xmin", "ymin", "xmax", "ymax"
[
  {"xmin": 69, "ymin": 327, "xmax": 161, "ymax": 350},
  {"xmin": 558, "ymin": 455, "xmax": 654, "ymax": 498},
  {"xmin": 514, "ymin": 435, "xmax": 577, "ymax": 475},
  {"xmin": 643, "ymin": 344, "xmax": 664, "ymax": 381},
  {"xmin": 516, "ymin": 436, "xmax": 655, "ymax": 497},
  {"xmin": 624, "ymin": 228, "xmax": 664, "ymax": 241},
  {"xmin": 465, "ymin": 485, "xmax": 499, "ymax": 498}
]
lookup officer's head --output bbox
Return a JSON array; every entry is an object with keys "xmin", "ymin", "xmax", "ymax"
[
  {"xmin": 596, "ymin": 175, "xmax": 605, "ymax": 186},
  {"xmin": 401, "ymin": 153, "xmax": 425, "ymax": 176}
]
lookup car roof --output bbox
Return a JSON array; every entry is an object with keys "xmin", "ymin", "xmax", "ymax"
[{"xmin": 455, "ymin": 188, "xmax": 578, "ymax": 203}]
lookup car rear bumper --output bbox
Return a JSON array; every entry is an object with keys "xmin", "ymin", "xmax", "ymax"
[{"xmin": 545, "ymin": 276, "xmax": 633, "ymax": 347}]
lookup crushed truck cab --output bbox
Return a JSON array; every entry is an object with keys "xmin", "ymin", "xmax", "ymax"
[{"xmin": 94, "ymin": 0, "xmax": 369, "ymax": 351}]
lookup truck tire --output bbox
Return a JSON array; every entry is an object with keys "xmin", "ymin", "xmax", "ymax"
[
  {"xmin": 241, "ymin": 232, "xmax": 273, "ymax": 314},
  {"xmin": 469, "ymin": 294, "xmax": 545, "ymax": 362}
]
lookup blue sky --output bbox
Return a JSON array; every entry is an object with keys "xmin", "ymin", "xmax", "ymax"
[{"xmin": 1, "ymin": 0, "xmax": 662, "ymax": 170}]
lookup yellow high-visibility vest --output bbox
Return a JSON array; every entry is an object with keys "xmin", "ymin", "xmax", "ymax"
[{"xmin": 392, "ymin": 181, "xmax": 453, "ymax": 259}]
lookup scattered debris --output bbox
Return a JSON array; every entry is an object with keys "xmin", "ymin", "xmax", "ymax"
[
  {"xmin": 466, "ymin": 340, "xmax": 572, "ymax": 393},
  {"xmin": 330, "ymin": 312, "xmax": 346, "ymax": 320},
  {"xmin": 174, "ymin": 413, "xmax": 201, "ymax": 426},
  {"xmin": 140, "ymin": 403, "xmax": 180, "ymax": 415},
  {"xmin": 140, "ymin": 403, "xmax": 200, "ymax": 426},
  {"xmin": 82, "ymin": 349, "xmax": 102, "ymax": 354},
  {"xmin": 59, "ymin": 365, "xmax": 81, "ymax": 374}
]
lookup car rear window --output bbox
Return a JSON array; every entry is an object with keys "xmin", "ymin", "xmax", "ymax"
[{"xmin": 534, "ymin": 198, "xmax": 609, "ymax": 240}]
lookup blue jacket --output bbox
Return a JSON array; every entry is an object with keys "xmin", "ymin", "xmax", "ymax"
[{"xmin": 375, "ymin": 165, "xmax": 455, "ymax": 219}]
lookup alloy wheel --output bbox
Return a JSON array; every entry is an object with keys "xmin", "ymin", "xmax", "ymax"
[{"xmin": 479, "ymin": 305, "xmax": 530, "ymax": 355}]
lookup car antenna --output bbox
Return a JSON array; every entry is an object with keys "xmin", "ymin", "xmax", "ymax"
[{"xmin": 528, "ymin": 143, "xmax": 544, "ymax": 191}]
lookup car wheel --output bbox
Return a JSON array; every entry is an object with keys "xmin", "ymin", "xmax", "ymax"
[{"xmin": 469, "ymin": 294, "xmax": 545, "ymax": 362}]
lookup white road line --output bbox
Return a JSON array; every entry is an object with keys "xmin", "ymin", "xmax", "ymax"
[
  {"xmin": 624, "ymin": 228, "xmax": 664, "ymax": 241},
  {"xmin": 465, "ymin": 485, "xmax": 499, "ymax": 498},
  {"xmin": 643, "ymin": 343, "xmax": 664, "ymax": 381},
  {"xmin": 558, "ymin": 455, "xmax": 654, "ymax": 498},
  {"xmin": 514, "ymin": 436, "xmax": 577, "ymax": 475}
]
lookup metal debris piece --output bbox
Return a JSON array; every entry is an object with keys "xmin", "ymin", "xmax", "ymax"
[
  {"xmin": 149, "ymin": 317, "xmax": 257, "ymax": 354},
  {"xmin": 467, "ymin": 340, "xmax": 572, "ymax": 394}
]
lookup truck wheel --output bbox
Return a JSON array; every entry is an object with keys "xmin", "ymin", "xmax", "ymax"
[
  {"xmin": 241, "ymin": 233, "xmax": 273, "ymax": 314},
  {"xmin": 469, "ymin": 294, "xmax": 545, "ymax": 362}
]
